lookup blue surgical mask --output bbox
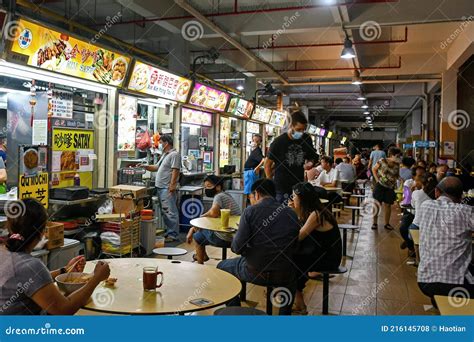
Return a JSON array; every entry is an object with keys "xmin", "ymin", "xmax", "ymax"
[{"xmin": 291, "ymin": 131, "xmax": 303, "ymax": 140}]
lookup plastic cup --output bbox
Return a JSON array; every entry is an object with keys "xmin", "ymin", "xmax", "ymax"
[{"xmin": 220, "ymin": 209, "xmax": 231, "ymax": 228}]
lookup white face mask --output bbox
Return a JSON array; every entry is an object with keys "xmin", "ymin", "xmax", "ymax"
[{"xmin": 250, "ymin": 142, "xmax": 258, "ymax": 149}]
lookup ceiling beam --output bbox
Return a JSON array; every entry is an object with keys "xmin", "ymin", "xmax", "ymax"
[{"xmin": 173, "ymin": 0, "xmax": 288, "ymax": 84}]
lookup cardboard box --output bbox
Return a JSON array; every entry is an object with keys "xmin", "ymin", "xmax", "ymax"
[
  {"xmin": 113, "ymin": 198, "xmax": 144, "ymax": 214},
  {"xmin": 109, "ymin": 185, "xmax": 147, "ymax": 200},
  {"xmin": 45, "ymin": 222, "xmax": 64, "ymax": 250}
]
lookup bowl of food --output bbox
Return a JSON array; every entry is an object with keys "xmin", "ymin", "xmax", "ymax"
[{"xmin": 55, "ymin": 272, "xmax": 92, "ymax": 295}]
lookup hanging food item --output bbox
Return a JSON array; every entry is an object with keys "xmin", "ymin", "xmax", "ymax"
[{"xmin": 153, "ymin": 132, "xmax": 161, "ymax": 149}]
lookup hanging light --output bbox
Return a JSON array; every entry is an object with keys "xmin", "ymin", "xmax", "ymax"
[
  {"xmin": 341, "ymin": 38, "xmax": 356, "ymax": 59},
  {"xmin": 352, "ymin": 75, "xmax": 363, "ymax": 85},
  {"xmin": 236, "ymin": 84, "xmax": 244, "ymax": 91},
  {"xmin": 357, "ymin": 96, "xmax": 366, "ymax": 101},
  {"xmin": 361, "ymin": 104, "xmax": 368, "ymax": 109},
  {"xmin": 363, "ymin": 111, "xmax": 370, "ymax": 115}
]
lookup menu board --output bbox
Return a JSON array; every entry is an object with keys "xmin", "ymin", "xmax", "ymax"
[
  {"xmin": 9, "ymin": 19, "xmax": 130, "ymax": 86},
  {"xmin": 181, "ymin": 107, "xmax": 212, "ymax": 127},
  {"xmin": 19, "ymin": 145, "xmax": 48, "ymax": 177},
  {"xmin": 246, "ymin": 122, "xmax": 260, "ymax": 134},
  {"xmin": 307, "ymin": 124, "xmax": 317, "ymax": 134},
  {"xmin": 19, "ymin": 172, "xmax": 49, "ymax": 208},
  {"xmin": 117, "ymin": 95, "xmax": 137, "ymax": 151},
  {"xmin": 49, "ymin": 90, "xmax": 73, "ymax": 118},
  {"xmin": 128, "ymin": 61, "xmax": 192, "ymax": 102},
  {"xmin": 319, "ymin": 128, "xmax": 327, "ymax": 136},
  {"xmin": 252, "ymin": 105, "xmax": 272, "ymax": 123},
  {"xmin": 269, "ymin": 110, "xmax": 287, "ymax": 127},
  {"xmin": 188, "ymin": 83, "xmax": 229, "ymax": 112},
  {"xmin": 227, "ymin": 97, "xmax": 254, "ymax": 118},
  {"xmin": 219, "ymin": 117, "xmax": 230, "ymax": 167}
]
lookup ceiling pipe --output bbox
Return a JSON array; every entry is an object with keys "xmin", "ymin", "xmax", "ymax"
[
  {"xmin": 190, "ymin": 27, "xmax": 408, "ymax": 53},
  {"xmin": 173, "ymin": 0, "xmax": 288, "ymax": 84},
  {"xmin": 93, "ymin": 0, "xmax": 399, "ymax": 26},
  {"xmin": 15, "ymin": 0, "xmax": 167, "ymax": 65},
  {"xmin": 200, "ymin": 56, "xmax": 401, "ymax": 74},
  {"xmin": 275, "ymin": 78, "xmax": 441, "ymax": 86}
]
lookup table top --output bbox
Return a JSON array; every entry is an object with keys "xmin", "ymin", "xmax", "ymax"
[
  {"xmin": 153, "ymin": 247, "xmax": 188, "ymax": 256},
  {"xmin": 82, "ymin": 258, "xmax": 241, "ymax": 315},
  {"xmin": 434, "ymin": 295, "xmax": 474, "ymax": 315},
  {"xmin": 190, "ymin": 216, "xmax": 240, "ymax": 233},
  {"xmin": 409, "ymin": 229, "xmax": 420, "ymax": 245},
  {"xmin": 320, "ymin": 198, "xmax": 329, "ymax": 204}
]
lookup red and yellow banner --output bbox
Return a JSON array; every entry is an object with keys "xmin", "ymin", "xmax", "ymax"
[{"xmin": 9, "ymin": 19, "xmax": 130, "ymax": 87}]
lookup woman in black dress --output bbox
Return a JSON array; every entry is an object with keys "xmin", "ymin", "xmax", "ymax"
[{"xmin": 290, "ymin": 182, "xmax": 342, "ymax": 314}]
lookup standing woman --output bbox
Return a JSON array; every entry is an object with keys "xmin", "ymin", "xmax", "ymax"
[
  {"xmin": 290, "ymin": 182, "xmax": 342, "ymax": 314},
  {"xmin": 372, "ymin": 147, "xmax": 401, "ymax": 230},
  {"xmin": 0, "ymin": 199, "xmax": 110, "ymax": 315},
  {"xmin": 243, "ymin": 134, "xmax": 264, "ymax": 201}
]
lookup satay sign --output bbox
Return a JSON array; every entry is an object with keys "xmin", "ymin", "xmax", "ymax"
[
  {"xmin": 53, "ymin": 129, "xmax": 93, "ymax": 150},
  {"xmin": 19, "ymin": 172, "xmax": 49, "ymax": 208}
]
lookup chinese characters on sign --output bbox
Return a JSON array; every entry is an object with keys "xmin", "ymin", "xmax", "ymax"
[
  {"xmin": 51, "ymin": 128, "xmax": 94, "ymax": 173},
  {"xmin": 19, "ymin": 172, "xmax": 49, "ymax": 208}
]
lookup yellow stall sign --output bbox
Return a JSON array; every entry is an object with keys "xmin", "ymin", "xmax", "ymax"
[
  {"xmin": 52, "ymin": 129, "xmax": 94, "ymax": 151},
  {"xmin": 19, "ymin": 172, "xmax": 49, "ymax": 208},
  {"xmin": 9, "ymin": 19, "xmax": 130, "ymax": 87}
]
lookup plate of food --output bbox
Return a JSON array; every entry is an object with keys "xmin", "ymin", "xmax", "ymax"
[
  {"xmin": 110, "ymin": 57, "xmax": 128, "ymax": 85},
  {"xmin": 23, "ymin": 148, "xmax": 39, "ymax": 175},
  {"xmin": 60, "ymin": 151, "xmax": 77, "ymax": 171},
  {"xmin": 55, "ymin": 272, "xmax": 92, "ymax": 295},
  {"xmin": 129, "ymin": 65, "xmax": 149, "ymax": 91}
]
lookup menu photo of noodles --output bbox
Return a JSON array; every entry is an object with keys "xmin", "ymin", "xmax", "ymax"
[{"xmin": 19, "ymin": 145, "xmax": 47, "ymax": 177}]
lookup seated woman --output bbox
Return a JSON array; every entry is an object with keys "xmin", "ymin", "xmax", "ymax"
[
  {"xmin": 290, "ymin": 182, "xmax": 342, "ymax": 314},
  {"xmin": 0, "ymin": 198, "xmax": 110, "ymax": 315},
  {"xmin": 186, "ymin": 175, "xmax": 241, "ymax": 264}
]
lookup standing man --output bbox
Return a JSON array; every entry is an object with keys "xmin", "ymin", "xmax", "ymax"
[
  {"xmin": 141, "ymin": 135, "xmax": 181, "ymax": 242},
  {"xmin": 243, "ymin": 134, "xmax": 264, "ymax": 200},
  {"xmin": 368, "ymin": 143, "xmax": 386, "ymax": 175},
  {"xmin": 264, "ymin": 111, "xmax": 319, "ymax": 203}
]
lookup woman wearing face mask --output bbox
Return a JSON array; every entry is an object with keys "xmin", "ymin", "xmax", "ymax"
[
  {"xmin": 0, "ymin": 198, "xmax": 110, "ymax": 315},
  {"xmin": 243, "ymin": 134, "xmax": 265, "ymax": 202},
  {"xmin": 186, "ymin": 175, "xmax": 241, "ymax": 264}
]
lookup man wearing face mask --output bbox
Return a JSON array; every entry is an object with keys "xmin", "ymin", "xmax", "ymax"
[
  {"xmin": 186, "ymin": 175, "xmax": 241, "ymax": 264},
  {"xmin": 140, "ymin": 135, "xmax": 181, "ymax": 242},
  {"xmin": 243, "ymin": 134, "xmax": 265, "ymax": 200},
  {"xmin": 264, "ymin": 111, "xmax": 319, "ymax": 203}
]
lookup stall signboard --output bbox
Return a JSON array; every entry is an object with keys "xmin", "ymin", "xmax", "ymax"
[
  {"xmin": 252, "ymin": 105, "xmax": 272, "ymax": 123},
  {"xmin": 219, "ymin": 117, "xmax": 230, "ymax": 167},
  {"xmin": 19, "ymin": 145, "xmax": 47, "ymax": 177},
  {"xmin": 269, "ymin": 110, "xmax": 287, "ymax": 127},
  {"xmin": 117, "ymin": 95, "xmax": 137, "ymax": 151},
  {"xmin": 307, "ymin": 124, "xmax": 317, "ymax": 135},
  {"xmin": 50, "ymin": 90, "xmax": 73, "ymax": 118},
  {"xmin": 246, "ymin": 122, "xmax": 260, "ymax": 134},
  {"xmin": 188, "ymin": 83, "xmax": 229, "ymax": 112},
  {"xmin": 128, "ymin": 61, "xmax": 192, "ymax": 102},
  {"xmin": 413, "ymin": 141, "xmax": 430, "ymax": 148},
  {"xmin": 327, "ymin": 131, "xmax": 333, "ymax": 139},
  {"xmin": 19, "ymin": 172, "xmax": 49, "ymax": 208},
  {"xmin": 319, "ymin": 128, "xmax": 327, "ymax": 136},
  {"xmin": 227, "ymin": 97, "xmax": 254, "ymax": 118},
  {"xmin": 315, "ymin": 127, "xmax": 321, "ymax": 135},
  {"xmin": 8, "ymin": 19, "xmax": 130, "ymax": 87},
  {"xmin": 340, "ymin": 137, "xmax": 347, "ymax": 144},
  {"xmin": 402, "ymin": 143, "xmax": 412, "ymax": 150},
  {"xmin": 181, "ymin": 107, "xmax": 213, "ymax": 127}
]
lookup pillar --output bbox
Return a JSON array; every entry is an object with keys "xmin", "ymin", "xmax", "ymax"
[
  {"xmin": 244, "ymin": 77, "xmax": 257, "ymax": 101},
  {"xmin": 168, "ymin": 33, "xmax": 190, "ymax": 77},
  {"xmin": 440, "ymin": 68, "xmax": 458, "ymax": 160}
]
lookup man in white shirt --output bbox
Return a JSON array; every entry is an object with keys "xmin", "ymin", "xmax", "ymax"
[
  {"xmin": 414, "ymin": 177, "xmax": 474, "ymax": 305},
  {"xmin": 314, "ymin": 156, "xmax": 339, "ymax": 188}
]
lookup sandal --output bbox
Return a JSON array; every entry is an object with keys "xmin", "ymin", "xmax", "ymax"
[
  {"xmin": 292, "ymin": 306, "xmax": 308, "ymax": 315},
  {"xmin": 192, "ymin": 254, "xmax": 210, "ymax": 262},
  {"xmin": 371, "ymin": 223, "xmax": 378, "ymax": 230},
  {"xmin": 384, "ymin": 224, "xmax": 394, "ymax": 230}
]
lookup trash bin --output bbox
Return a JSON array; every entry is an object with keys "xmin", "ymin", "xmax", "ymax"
[{"xmin": 141, "ymin": 219, "xmax": 157, "ymax": 256}]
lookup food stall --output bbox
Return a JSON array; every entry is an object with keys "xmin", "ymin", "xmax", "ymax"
[
  {"xmin": 265, "ymin": 109, "xmax": 287, "ymax": 149},
  {"xmin": 118, "ymin": 60, "xmax": 192, "ymax": 187},
  {"xmin": 0, "ymin": 17, "xmax": 131, "ymax": 263},
  {"xmin": 251, "ymin": 105, "xmax": 273, "ymax": 153}
]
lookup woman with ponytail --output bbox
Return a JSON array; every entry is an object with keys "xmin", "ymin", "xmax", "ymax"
[{"xmin": 0, "ymin": 198, "xmax": 110, "ymax": 315}]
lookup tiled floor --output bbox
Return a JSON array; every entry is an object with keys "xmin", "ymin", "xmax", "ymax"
[{"xmin": 78, "ymin": 194, "xmax": 439, "ymax": 316}]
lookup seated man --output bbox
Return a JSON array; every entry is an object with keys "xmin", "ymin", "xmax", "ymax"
[
  {"xmin": 336, "ymin": 156, "xmax": 356, "ymax": 192},
  {"xmin": 186, "ymin": 175, "xmax": 241, "ymax": 264},
  {"xmin": 415, "ymin": 177, "xmax": 474, "ymax": 306},
  {"xmin": 217, "ymin": 179, "xmax": 300, "ymax": 315}
]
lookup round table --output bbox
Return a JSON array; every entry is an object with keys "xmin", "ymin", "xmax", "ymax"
[
  {"xmin": 153, "ymin": 247, "xmax": 188, "ymax": 259},
  {"xmin": 82, "ymin": 258, "xmax": 241, "ymax": 315},
  {"xmin": 190, "ymin": 216, "xmax": 240, "ymax": 233},
  {"xmin": 324, "ymin": 187, "xmax": 342, "ymax": 192}
]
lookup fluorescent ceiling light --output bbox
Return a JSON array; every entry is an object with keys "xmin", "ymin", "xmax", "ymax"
[
  {"xmin": 361, "ymin": 104, "xmax": 368, "ymax": 109},
  {"xmin": 357, "ymin": 96, "xmax": 366, "ymax": 101},
  {"xmin": 363, "ymin": 111, "xmax": 370, "ymax": 115},
  {"xmin": 236, "ymin": 84, "xmax": 244, "ymax": 91}
]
